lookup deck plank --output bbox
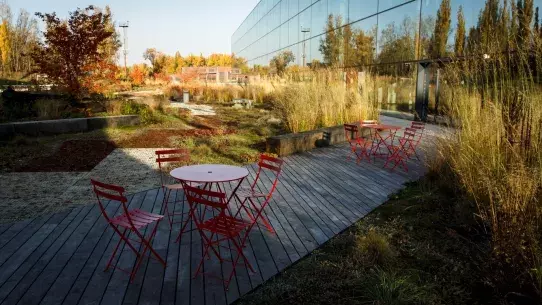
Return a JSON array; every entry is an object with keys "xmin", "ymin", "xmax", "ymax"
[
  {"xmin": 2, "ymin": 205, "xmax": 97, "ymax": 305},
  {"xmin": 243, "ymin": 169, "xmax": 306, "ymax": 263},
  {"xmin": 74, "ymin": 192, "xmax": 146, "ymax": 305},
  {"xmin": 0, "ymin": 208, "xmax": 84, "ymax": 304},
  {"xmin": 100, "ymin": 188, "xmax": 159, "ymax": 305},
  {"xmin": 0, "ymin": 118, "xmax": 437, "ymax": 305},
  {"xmin": 39, "ymin": 199, "xmax": 123, "ymax": 305}
]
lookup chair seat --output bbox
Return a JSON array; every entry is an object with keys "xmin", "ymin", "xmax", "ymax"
[
  {"xmin": 111, "ymin": 209, "xmax": 164, "ymax": 229},
  {"xmin": 200, "ymin": 215, "xmax": 250, "ymax": 237},
  {"xmin": 236, "ymin": 187, "xmax": 267, "ymax": 198}
]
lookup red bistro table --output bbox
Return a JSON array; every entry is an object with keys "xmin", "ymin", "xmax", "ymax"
[
  {"xmin": 361, "ymin": 124, "xmax": 402, "ymax": 157},
  {"xmin": 170, "ymin": 164, "xmax": 249, "ymax": 242}
]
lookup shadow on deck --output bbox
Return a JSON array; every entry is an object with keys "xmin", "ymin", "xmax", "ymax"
[{"xmin": 0, "ymin": 116, "xmax": 442, "ymax": 305}]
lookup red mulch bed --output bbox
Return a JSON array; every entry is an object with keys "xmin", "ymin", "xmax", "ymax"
[
  {"xmin": 119, "ymin": 128, "xmax": 236, "ymax": 148},
  {"xmin": 15, "ymin": 140, "xmax": 117, "ymax": 172}
]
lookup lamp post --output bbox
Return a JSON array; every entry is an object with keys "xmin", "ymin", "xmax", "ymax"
[
  {"xmin": 119, "ymin": 21, "xmax": 129, "ymax": 78},
  {"xmin": 301, "ymin": 27, "xmax": 310, "ymax": 67}
]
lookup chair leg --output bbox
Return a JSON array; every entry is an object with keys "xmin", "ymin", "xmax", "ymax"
[
  {"xmin": 130, "ymin": 220, "xmax": 166, "ymax": 282},
  {"xmin": 162, "ymin": 189, "xmax": 173, "ymax": 229},
  {"xmin": 176, "ymin": 204, "xmax": 196, "ymax": 244},
  {"xmin": 105, "ymin": 227, "xmax": 127, "ymax": 271},
  {"xmin": 248, "ymin": 198, "xmax": 274, "ymax": 233}
]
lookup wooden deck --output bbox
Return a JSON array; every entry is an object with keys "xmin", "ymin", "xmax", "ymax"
[{"xmin": 0, "ymin": 117, "xmax": 442, "ymax": 305}]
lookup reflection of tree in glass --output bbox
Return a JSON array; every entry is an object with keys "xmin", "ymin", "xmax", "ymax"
[
  {"xmin": 318, "ymin": 14, "xmax": 375, "ymax": 68},
  {"xmin": 319, "ymin": 15, "xmax": 343, "ymax": 67},
  {"xmin": 270, "ymin": 50, "xmax": 295, "ymax": 76},
  {"xmin": 429, "ymin": 0, "xmax": 451, "ymax": 58},
  {"xmin": 377, "ymin": 17, "xmax": 417, "ymax": 75},
  {"xmin": 454, "ymin": 5, "xmax": 466, "ymax": 57}
]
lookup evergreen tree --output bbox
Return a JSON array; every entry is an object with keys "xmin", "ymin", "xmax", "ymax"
[
  {"xmin": 430, "ymin": 0, "xmax": 452, "ymax": 58},
  {"xmin": 454, "ymin": 5, "xmax": 466, "ymax": 56}
]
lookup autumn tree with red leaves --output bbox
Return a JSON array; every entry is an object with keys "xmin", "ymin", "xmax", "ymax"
[{"xmin": 31, "ymin": 6, "xmax": 116, "ymax": 100}]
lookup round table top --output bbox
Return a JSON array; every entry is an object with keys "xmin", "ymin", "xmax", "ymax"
[{"xmin": 170, "ymin": 164, "xmax": 249, "ymax": 183}]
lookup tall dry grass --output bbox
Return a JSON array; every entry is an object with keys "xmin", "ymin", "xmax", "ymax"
[
  {"xmin": 272, "ymin": 70, "xmax": 379, "ymax": 133},
  {"xmin": 165, "ymin": 83, "xmax": 271, "ymax": 104},
  {"xmin": 435, "ymin": 37, "xmax": 542, "ymax": 297}
]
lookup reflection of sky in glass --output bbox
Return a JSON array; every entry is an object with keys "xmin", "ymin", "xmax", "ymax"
[{"xmin": 236, "ymin": 0, "xmax": 542, "ymax": 64}]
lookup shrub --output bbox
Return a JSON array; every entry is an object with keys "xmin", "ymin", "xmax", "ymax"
[
  {"xmin": 33, "ymin": 99, "xmax": 69, "ymax": 119},
  {"xmin": 1, "ymin": 90, "xmax": 36, "ymax": 119},
  {"xmin": 118, "ymin": 100, "xmax": 160, "ymax": 125},
  {"xmin": 355, "ymin": 229, "xmax": 394, "ymax": 266},
  {"xmin": 363, "ymin": 268, "xmax": 432, "ymax": 305}
]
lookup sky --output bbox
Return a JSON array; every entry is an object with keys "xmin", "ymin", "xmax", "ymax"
[{"xmin": 9, "ymin": 0, "xmax": 260, "ymax": 65}]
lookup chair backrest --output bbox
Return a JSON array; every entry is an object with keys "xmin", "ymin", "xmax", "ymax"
[
  {"xmin": 410, "ymin": 122, "xmax": 425, "ymax": 145},
  {"xmin": 91, "ymin": 179, "xmax": 129, "ymax": 223},
  {"xmin": 344, "ymin": 124, "xmax": 359, "ymax": 141},
  {"xmin": 155, "ymin": 149, "xmax": 190, "ymax": 188},
  {"xmin": 253, "ymin": 154, "xmax": 283, "ymax": 197},
  {"xmin": 182, "ymin": 183, "xmax": 228, "ymax": 226},
  {"xmin": 402, "ymin": 127, "xmax": 417, "ymax": 142}
]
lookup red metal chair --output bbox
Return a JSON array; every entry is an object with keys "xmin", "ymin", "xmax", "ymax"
[
  {"xmin": 344, "ymin": 124, "xmax": 373, "ymax": 164},
  {"xmin": 410, "ymin": 121, "xmax": 425, "ymax": 145},
  {"xmin": 399, "ymin": 127, "xmax": 422, "ymax": 160},
  {"xmin": 91, "ymin": 179, "xmax": 166, "ymax": 283},
  {"xmin": 234, "ymin": 154, "xmax": 283, "ymax": 233},
  {"xmin": 182, "ymin": 182, "xmax": 254, "ymax": 289},
  {"xmin": 383, "ymin": 130, "xmax": 414, "ymax": 172},
  {"xmin": 155, "ymin": 149, "xmax": 193, "ymax": 232}
]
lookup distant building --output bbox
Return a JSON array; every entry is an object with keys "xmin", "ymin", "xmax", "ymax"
[{"xmin": 180, "ymin": 67, "xmax": 244, "ymax": 83}]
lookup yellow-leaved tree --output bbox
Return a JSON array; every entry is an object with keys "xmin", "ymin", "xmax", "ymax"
[{"xmin": 0, "ymin": 19, "xmax": 11, "ymax": 73}]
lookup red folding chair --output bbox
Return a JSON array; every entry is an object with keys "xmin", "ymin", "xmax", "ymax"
[
  {"xmin": 183, "ymin": 183, "xmax": 254, "ymax": 289},
  {"xmin": 156, "ymin": 149, "xmax": 194, "ymax": 233},
  {"xmin": 410, "ymin": 121, "xmax": 425, "ymax": 145},
  {"xmin": 91, "ymin": 179, "xmax": 166, "ymax": 283},
  {"xmin": 344, "ymin": 124, "xmax": 372, "ymax": 164},
  {"xmin": 399, "ymin": 127, "xmax": 422, "ymax": 160},
  {"xmin": 234, "ymin": 154, "xmax": 283, "ymax": 233},
  {"xmin": 383, "ymin": 130, "xmax": 413, "ymax": 172}
]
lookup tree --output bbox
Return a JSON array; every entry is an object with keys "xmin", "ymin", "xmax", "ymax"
[
  {"xmin": 143, "ymin": 48, "xmax": 161, "ymax": 72},
  {"xmin": 31, "ymin": 6, "xmax": 115, "ymax": 99},
  {"xmin": 319, "ymin": 15, "xmax": 343, "ymax": 66},
  {"xmin": 269, "ymin": 50, "xmax": 295, "ymax": 75},
  {"xmin": 351, "ymin": 28, "xmax": 375, "ymax": 66},
  {"xmin": 454, "ymin": 5, "xmax": 466, "ymax": 56},
  {"xmin": 430, "ymin": 0, "xmax": 451, "ymax": 58},
  {"xmin": 0, "ymin": 19, "xmax": 10, "ymax": 72},
  {"xmin": 130, "ymin": 63, "xmax": 147, "ymax": 85}
]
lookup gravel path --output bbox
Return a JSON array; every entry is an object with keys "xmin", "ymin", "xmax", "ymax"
[{"xmin": 0, "ymin": 148, "xmax": 164, "ymax": 223}]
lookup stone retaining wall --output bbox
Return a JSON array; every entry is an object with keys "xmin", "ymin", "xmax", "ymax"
[{"xmin": 0, "ymin": 115, "xmax": 140, "ymax": 139}]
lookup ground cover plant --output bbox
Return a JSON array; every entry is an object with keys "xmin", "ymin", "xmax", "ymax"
[{"xmin": 239, "ymin": 178, "xmax": 497, "ymax": 305}]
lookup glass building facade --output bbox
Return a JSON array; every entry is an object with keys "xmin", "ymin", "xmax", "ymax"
[{"xmin": 232, "ymin": 0, "xmax": 542, "ymax": 116}]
